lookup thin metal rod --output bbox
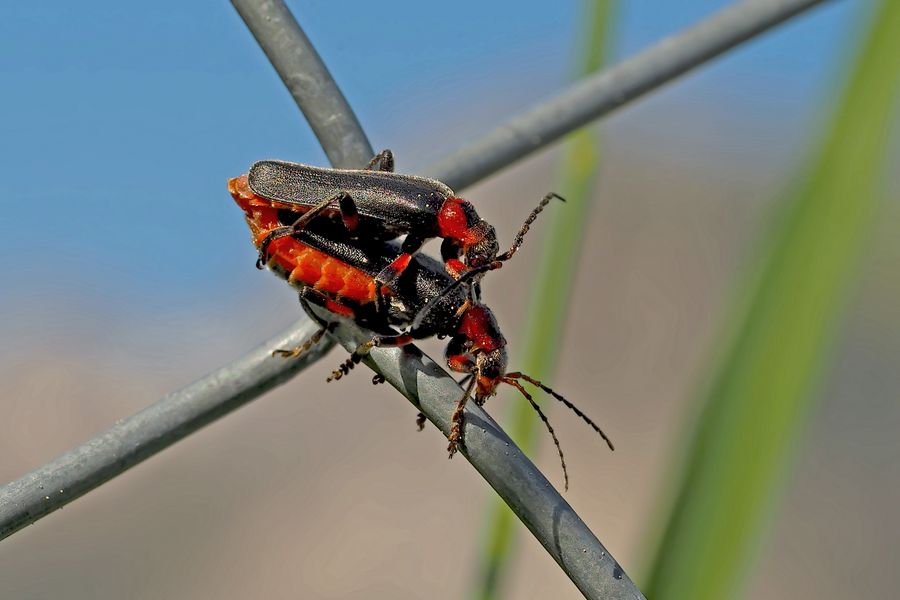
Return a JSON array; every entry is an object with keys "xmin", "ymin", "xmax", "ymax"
[
  {"xmin": 0, "ymin": 319, "xmax": 332, "ymax": 540},
  {"xmin": 428, "ymin": 0, "xmax": 831, "ymax": 190},
  {"xmin": 0, "ymin": 0, "xmax": 375, "ymax": 540},
  {"xmin": 231, "ymin": 0, "xmax": 373, "ymax": 168},
  {"xmin": 317, "ymin": 308, "xmax": 645, "ymax": 599}
]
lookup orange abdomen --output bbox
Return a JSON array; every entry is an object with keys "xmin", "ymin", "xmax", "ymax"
[{"xmin": 229, "ymin": 175, "xmax": 377, "ymax": 305}]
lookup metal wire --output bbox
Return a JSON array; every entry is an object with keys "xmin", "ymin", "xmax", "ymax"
[
  {"xmin": 0, "ymin": 0, "xmax": 832, "ymax": 597},
  {"xmin": 0, "ymin": 0, "xmax": 366, "ymax": 543},
  {"xmin": 318, "ymin": 307, "xmax": 646, "ymax": 599},
  {"xmin": 428, "ymin": 0, "xmax": 831, "ymax": 189},
  {"xmin": 231, "ymin": 0, "xmax": 373, "ymax": 168},
  {"xmin": 0, "ymin": 319, "xmax": 333, "ymax": 540}
]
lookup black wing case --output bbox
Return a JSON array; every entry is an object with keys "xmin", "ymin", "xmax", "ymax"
[
  {"xmin": 295, "ymin": 230, "xmax": 463, "ymax": 328},
  {"xmin": 249, "ymin": 160, "xmax": 453, "ymax": 232}
]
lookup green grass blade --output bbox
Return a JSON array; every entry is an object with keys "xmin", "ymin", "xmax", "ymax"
[
  {"xmin": 470, "ymin": 1, "xmax": 614, "ymax": 598},
  {"xmin": 644, "ymin": 3, "xmax": 900, "ymax": 599}
]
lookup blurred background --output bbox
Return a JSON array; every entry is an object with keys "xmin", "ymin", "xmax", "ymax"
[{"xmin": 1, "ymin": 1, "xmax": 897, "ymax": 598}]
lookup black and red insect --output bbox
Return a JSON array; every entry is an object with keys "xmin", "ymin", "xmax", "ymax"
[
  {"xmin": 229, "ymin": 175, "xmax": 612, "ymax": 489},
  {"xmin": 239, "ymin": 150, "xmax": 561, "ymax": 304}
]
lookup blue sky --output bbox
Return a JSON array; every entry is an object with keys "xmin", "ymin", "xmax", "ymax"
[{"xmin": 0, "ymin": 0, "xmax": 866, "ymax": 315}]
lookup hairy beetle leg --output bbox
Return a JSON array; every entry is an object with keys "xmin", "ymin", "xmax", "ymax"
[
  {"xmin": 447, "ymin": 376, "xmax": 477, "ymax": 458},
  {"xmin": 271, "ymin": 325, "xmax": 330, "ymax": 359},
  {"xmin": 364, "ymin": 149, "xmax": 395, "ymax": 173},
  {"xmin": 285, "ymin": 190, "xmax": 356, "ymax": 234},
  {"xmin": 327, "ymin": 331, "xmax": 416, "ymax": 381}
]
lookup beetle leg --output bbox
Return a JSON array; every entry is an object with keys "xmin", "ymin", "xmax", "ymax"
[
  {"xmin": 328, "ymin": 301, "xmax": 449, "ymax": 381},
  {"xmin": 271, "ymin": 325, "xmax": 330, "ymax": 359},
  {"xmin": 439, "ymin": 237, "xmax": 474, "ymax": 290},
  {"xmin": 296, "ymin": 288, "xmax": 336, "ymax": 321},
  {"xmin": 327, "ymin": 331, "xmax": 416, "ymax": 382},
  {"xmin": 271, "ymin": 291, "xmax": 336, "ymax": 359},
  {"xmin": 445, "ymin": 335, "xmax": 478, "ymax": 457},
  {"xmin": 439, "ymin": 238, "xmax": 483, "ymax": 301},
  {"xmin": 457, "ymin": 373, "xmax": 474, "ymax": 388},
  {"xmin": 364, "ymin": 149, "xmax": 395, "ymax": 173},
  {"xmin": 286, "ymin": 190, "xmax": 363, "ymax": 235},
  {"xmin": 285, "ymin": 190, "xmax": 352, "ymax": 233},
  {"xmin": 471, "ymin": 281, "xmax": 483, "ymax": 303},
  {"xmin": 440, "ymin": 237, "xmax": 462, "ymax": 263},
  {"xmin": 372, "ymin": 232, "xmax": 426, "ymax": 315},
  {"xmin": 337, "ymin": 192, "xmax": 361, "ymax": 232},
  {"xmin": 447, "ymin": 375, "xmax": 478, "ymax": 458},
  {"xmin": 416, "ymin": 372, "xmax": 484, "ymax": 431},
  {"xmin": 256, "ymin": 225, "xmax": 295, "ymax": 269}
]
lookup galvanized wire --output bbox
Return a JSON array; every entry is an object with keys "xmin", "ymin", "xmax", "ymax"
[
  {"xmin": 314, "ymin": 306, "xmax": 645, "ymax": 599},
  {"xmin": 428, "ymin": 0, "xmax": 831, "ymax": 189},
  {"xmin": 0, "ymin": 321, "xmax": 332, "ymax": 540},
  {"xmin": 231, "ymin": 0, "xmax": 373, "ymax": 168},
  {"xmin": 0, "ymin": 0, "xmax": 832, "ymax": 597},
  {"xmin": 0, "ymin": 0, "xmax": 364, "ymax": 542}
]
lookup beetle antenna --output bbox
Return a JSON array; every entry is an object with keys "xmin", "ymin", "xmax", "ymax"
[
  {"xmin": 497, "ymin": 192, "xmax": 565, "ymax": 262},
  {"xmin": 505, "ymin": 372, "xmax": 614, "ymax": 451},
  {"xmin": 504, "ymin": 377, "xmax": 569, "ymax": 491},
  {"xmin": 415, "ymin": 193, "xmax": 565, "ymax": 312},
  {"xmin": 410, "ymin": 193, "xmax": 565, "ymax": 329}
]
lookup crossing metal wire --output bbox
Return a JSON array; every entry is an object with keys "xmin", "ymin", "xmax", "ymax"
[{"xmin": 0, "ymin": 1, "xmax": 831, "ymax": 598}]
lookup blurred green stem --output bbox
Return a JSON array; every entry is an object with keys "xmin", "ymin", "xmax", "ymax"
[
  {"xmin": 471, "ymin": 1, "xmax": 614, "ymax": 598},
  {"xmin": 644, "ymin": 2, "xmax": 900, "ymax": 599}
]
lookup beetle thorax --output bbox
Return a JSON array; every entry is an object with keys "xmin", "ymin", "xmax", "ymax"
[{"xmin": 436, "ymin": 199, "xmax": 499, "ymax": 264}]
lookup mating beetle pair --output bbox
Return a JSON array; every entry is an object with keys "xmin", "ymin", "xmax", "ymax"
[
  {"xmin": 248, "ymin": 150, "xmax": 560, "ymax": 305},
  {"xmin": 229, "ymin": 152, "xmax": 612, "ymax": 489}
]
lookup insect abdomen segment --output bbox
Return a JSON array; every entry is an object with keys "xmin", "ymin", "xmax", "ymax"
[{"xmin": 229, "ymin": 175, "xmax": 377, "ymax": 305}]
